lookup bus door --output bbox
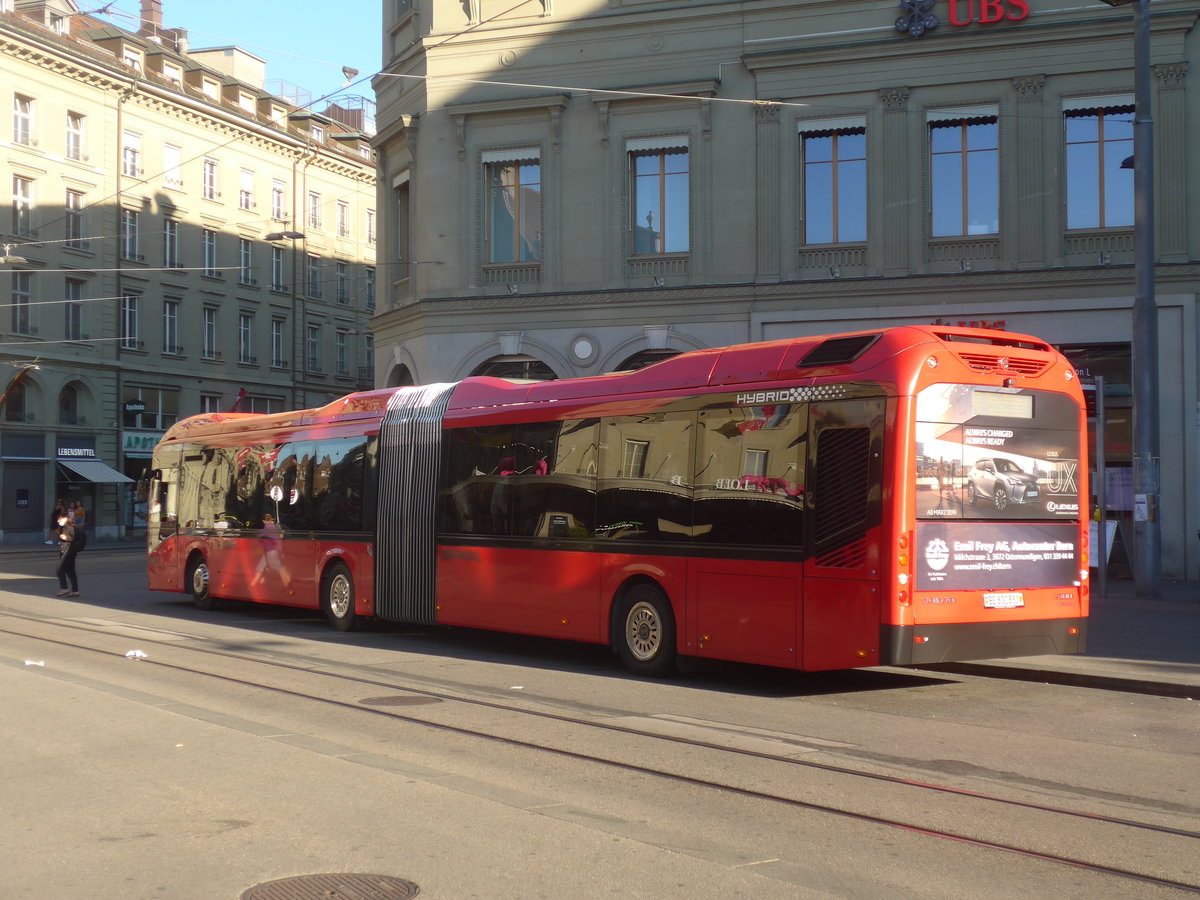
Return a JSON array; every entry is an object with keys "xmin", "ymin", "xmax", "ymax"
[
  {"xmin": 146, "ymin": 445, "xmax": 180, "ymax": 579},
  {"xmin": 802, "ymin": 398, "xmax": 886, "ymax": 670},
  {"xmin": 686, "ymin": 404, "xmax": 807, "ymax": 668}
]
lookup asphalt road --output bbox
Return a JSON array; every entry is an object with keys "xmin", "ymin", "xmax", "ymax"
[{"xmin": 1, "ymin": 549, "xmax": 1197, "ymax": 899}]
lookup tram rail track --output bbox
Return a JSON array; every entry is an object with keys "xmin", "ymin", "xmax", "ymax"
[{"xmin": 3, "ymin": 609, "xmax": 1198, "ymax": 895}]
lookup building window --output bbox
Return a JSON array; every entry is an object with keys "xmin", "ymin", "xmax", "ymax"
[
  {"xmin": 65, "ymin": 190, "xmax": 85, "ymax": 247},
  {"xmin": 10, "ymin": 270, "xmax": 31, "ymax": 335},
  {"xmin": 202, "ymin": 158, "xmax": 218, "ymax": 200},
  {"xmin": 123, "ymin": 387, "xmax": 179, "ymax": 430},
  {"xmin": 12, "ymin": 176, "xmax": 33, "ymax": 236},
  {"xmin": 271, "ymin": 317, "xmax": 286, "ymax": 367},
  {"xmin": 801, "ymin": 126, "xmax": 867, "ymax": 244},
  {"xmin": 628, "ymin": 142, "xmax": 689, "ymax": 255},
  {"xmin": 162, "ymin": 299, "xmax": 180, "ymax": 354},
  {"xmin": 163, "ymin": 219, "xmax": 179, "ymax": 268},
  {"xmin": 64, "ymin": 279, "xmax": 83, "ymax": 341},
  {"xmin": 200, "ymin": 394, "xmax": 222, "ymax": 413},
  {"xmin": 336, "ymin": 261, "xmax": 349, "ymax": 303},
  {"xmin": 66, "ymin": 112, "xmax": 85, "ymax": 161},
  {"xmin": 59, "ymin": 384, "xmax": 79, "ymax": 425},
  {"xmin": 335, "ymin": 329, "xmax": 349, "ymax": 376},
  {"xmin": 337, "ymin": 200, "xmax": 350, "ymax": 237},
  {"xmin": 238, "ymin": 92, "xmax": 255, "ymax": 114},
  {"xmin": 238, "ymin": 313, "xmax": 255, "ymax": 364},
  {"xmin": 239, "ymin": 168, "xmax": 254, "ymax": 210},
  {"xmin": 163, "ymin": 62, "xmax": 182, "ymax": 85},
  {"xmin": 202, "ymin": 79, "xmax": 218, "ymax": 100},
  {"xmin": 307, "ymin": 191, "xmax": 322, "ymax": 229},
  {"xmin": 307, "ymin": 254, "xmax": 322, "ymax": 297},
  {"xmin": 311, "ymin": 124, "xmax": 324, "ymax": 143},
  {"xmin": 365, "ymin": 267, "xmax": 375, "ymax": 311},
  {"xmin": 4, "ymin": 379, "xmax": 26, "ymax": 423},
  {"xmin": 271, "ymin": 247, "xmax": 285, "ymax": 291},
  {"xmin": 122, "ymin": 48, "xmax": 142, "ymax": 70},
  {"xmin": 202, "ymin": 308, "xmax": 218, "ymax": 359},
  {"xmin": 365, "ymin": 334, "xmax": 374, "ymax": 374},
  {"xmin": 486, "ymin": 155, "xmax": 542, "ymax": 262},
  {"xmin": 1065, "ymin": 105, "xmax": 1134, "ymax": 230},
  {"xmin": 122, "ymin": 130, "xmax": 141, "ymax": 177},
  {"xmin": 621, "ymin": 439, "xmax": 649, "ymax": 478},
  {"xmin": 365, "ymin": 208, "xmax": 376, "ymax": 244},
  {"xmin": 120, "ymin": 208, "xmax": 140, "ymax": 260},
  {"xmin": 13, "ymin": 95, "xmax": 32, "ymax": 146},
  {"xmin": 307, "ymin": 324, "xmax": 321, "ymax": 371},
  {"xmin": 929, "ymin": 114, "xmax": 998, "ymax": 237},
  {"xmin": 271, "ymin": 180, "xmax": 286, "ymax": 220},
  {"xmin": 239, "ymin": 238, "xmax": 254, "ymax": 284},
  {"xmin": 395, "ymin": 177, "xmax": 410, "ymax": 276},
  {"xmin": 120, "ymin": 295, "xmax": 140, "ymax": 349},
  {"xmin": 163, "ymin": 143, "xmax": 182, "ymax": 188},
  {"xmin": 202, "ymin": 229, "xmax": 218, "ymax": 276}
]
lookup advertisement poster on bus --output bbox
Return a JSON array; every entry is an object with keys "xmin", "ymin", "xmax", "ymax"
[
  {"xmin": 915, "ymin": 521, "xmax": 1080, "ymax": 590},
  {"xmin": 914, "ymin": 384, "xmax": 1081, "ymax": 522}
]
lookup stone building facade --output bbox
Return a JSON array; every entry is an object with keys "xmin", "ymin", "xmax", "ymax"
[
  {"xmin": 372, "ymin": 0, "xmax": 1198, "ymax": 580},
  {"xmin": 1, "ymin": 0, "xmax": 377, "ymax": 543}
]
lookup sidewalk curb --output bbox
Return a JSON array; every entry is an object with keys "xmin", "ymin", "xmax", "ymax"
[{"xmin": 921, "ymin": 662, "xmax": 1199, "ymax": 699}]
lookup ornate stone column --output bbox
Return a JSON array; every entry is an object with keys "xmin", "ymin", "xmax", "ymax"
[
  {"xmin": 878, "ymin": 87, "xmax": 910, "ymax": 274},
  {"xmin": 755, "ymin": 101, "xmax": 781, "ymax": 282},
  {"xmin": 1012, "ymin": 75, "xmax": 1046, "ymax": 268},
  {"xmin": 1153, "ymin": 63, "xmax": 1188, "ymax": 262}
]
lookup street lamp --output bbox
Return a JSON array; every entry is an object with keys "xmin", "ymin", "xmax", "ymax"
[{"xmin": 1099, "ymin": 0, "xmax": 1160, "ymax": 598}]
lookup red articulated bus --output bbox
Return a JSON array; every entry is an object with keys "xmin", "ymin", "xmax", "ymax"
[{"xmin": 147, "ymin": 325, "xmax": 1089, "ymax": 676}]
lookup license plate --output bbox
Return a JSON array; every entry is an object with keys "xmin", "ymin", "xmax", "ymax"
[{"xmin": 984, "ymin": 592, "xmax": 1024, "ymax": 609}]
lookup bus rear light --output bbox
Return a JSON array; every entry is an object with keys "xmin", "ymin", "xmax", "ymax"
[
  {"xmin": 1068, "ymin": 627, "xmax": 1079, "ymax": 635},
  {"xmin": 914, "ymin": 635, "xmax": 929, "ymax": 644},
  {"xmin": 926, "ymin": 356, "xmax": 939, "ymax": 369},
  {"xmin": 899, "ymin": 554, "xmax": 909, "ymax": 567},
  {"xmin": 1081, "ymin": 550, "xmax": 1088, "ymax": 565},
  {"xmin": 898, "ymin": 591, "xmax": 910, "ymax": 607},
  {"xmin": 899, "ymin": 534, "xmax": 910, "ymax": 550},
  {"xmin": 1080, "ymin": 568, "xmax": 1089, "ymax": 581},
  {"xmin": 898, "ymin": 572, "xmax": 909, "ymax": 585}
]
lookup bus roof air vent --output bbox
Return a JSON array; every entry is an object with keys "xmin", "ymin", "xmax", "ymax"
[{"xmin": 797, "ymin": 334, "xmax": 880, "ymax": 368}]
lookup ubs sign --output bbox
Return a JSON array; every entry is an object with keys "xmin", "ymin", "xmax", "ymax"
[{"xmin": 896, "ymin": 0, "xmax": 1029, "ymax": 38}]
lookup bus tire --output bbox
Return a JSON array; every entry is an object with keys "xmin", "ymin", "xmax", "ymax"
[
  {"xmin": 615, "ymin": 584, "xmax": 676, "ymax": 678},
  {"xmin": 322, "ymin": 562, "xmax": 357, "ymax": 632},
  {"xmin": 188, "ymin": 555, "xmax": 217, "ymax": 610}
]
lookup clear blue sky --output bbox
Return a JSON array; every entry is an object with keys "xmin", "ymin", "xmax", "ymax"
[{"xmin": 97, "ymin": 1, "xmax": 381, "ymax": 103}]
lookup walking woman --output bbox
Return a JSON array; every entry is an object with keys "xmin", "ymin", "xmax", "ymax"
[{"xmin": 55, "ymin": 513, "xmax": 82, "ymax": 597}]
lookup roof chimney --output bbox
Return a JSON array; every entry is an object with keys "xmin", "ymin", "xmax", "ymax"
[{"xmin": 141, "ymin": 0, "xmax": 163, "ymax": 36}]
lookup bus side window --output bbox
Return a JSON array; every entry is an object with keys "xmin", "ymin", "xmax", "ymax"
[
  {"xmin": 440, "ymin": 425, "xmax": 515, "ymax": 536},
  {"xmin": 596, "ymin": 412, "xmax": 694, "ymax": 542},
  {"xmin": 510, "ymin": 420, "xmax": 598, "ymax": 539},
  {"xmin": 694, "ymin": 405, "xmax": 806, "ymax": 547}
]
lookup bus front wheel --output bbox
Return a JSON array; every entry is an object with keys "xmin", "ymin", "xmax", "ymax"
[
  {"xmin": 615, "ymin": 584, "xmax": 676, "ymax": 678},
  {"xmin": 188, "ymin": 556, "xmax": 217, "ymax": 610},
  {"xmin": 322, "ymin": 562, "xmax": 357, "ymax": 632}
]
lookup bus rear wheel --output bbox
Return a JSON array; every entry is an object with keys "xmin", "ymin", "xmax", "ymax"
[
  {"xmin": 188, "ymin": 556, "xmax": 217, "ymax": 610},
  {"xmin": 322, "ymin": 562, "xmax": 357, "ymax": 632},
  {"xmin": 615, "ymin": 584, "xmax": 676, "ymax": 678}
]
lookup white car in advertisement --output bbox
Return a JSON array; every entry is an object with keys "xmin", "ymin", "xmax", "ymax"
[{"xmin": 966, "ymin": 457, "xmax": 1040, "ymax": 511}]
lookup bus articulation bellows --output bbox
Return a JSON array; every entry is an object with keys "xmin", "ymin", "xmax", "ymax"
[{"xmin": 147, "ymin": 325, "xmax": 1089, "ymax": 676}]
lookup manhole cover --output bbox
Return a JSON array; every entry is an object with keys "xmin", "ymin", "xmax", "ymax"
[
  {"xmin": 359, "ymin": 695, "xmax": 442, "ymax": 707},
  {"xmin": 242, "ymin": 873, "xmax": 418, "ymax": 899}
]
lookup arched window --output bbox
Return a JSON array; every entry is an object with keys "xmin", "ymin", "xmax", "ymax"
[
  {"xmin": 386, "ymin": 364, "xmax": 414, "ymax": 388},
  {"xmin": 59, "ymin": 383, "xmax": 80, "ymax": 425},
  {"xmin": 471, "ymin": 355, "xmax": 556, "ymax": 381},
  {"xmin": 3, "ymin": 380, "xmax": 26, "ymax": 422},
  {"xmin": 613, "ymin": 349, "xmax": 680, "ymax": 372}
]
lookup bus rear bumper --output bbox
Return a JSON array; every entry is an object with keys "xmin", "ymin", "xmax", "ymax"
[{"xmin": 881, "ymin": 618, "xmax": 1088, "ymax": 666}]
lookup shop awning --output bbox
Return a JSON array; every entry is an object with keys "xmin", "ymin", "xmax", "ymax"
[{"xmin": 58, "ymin": 459, "xmax": 135, "ymax": 484}]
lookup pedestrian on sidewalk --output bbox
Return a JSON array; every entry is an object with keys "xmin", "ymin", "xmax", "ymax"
[
  {"xmin": 54, "ymin": 513, "xmax": 83, "ymax": 597},
  {"xmin": 46, "ymin": 498, "xmax": 67, "ymax": 545}
]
